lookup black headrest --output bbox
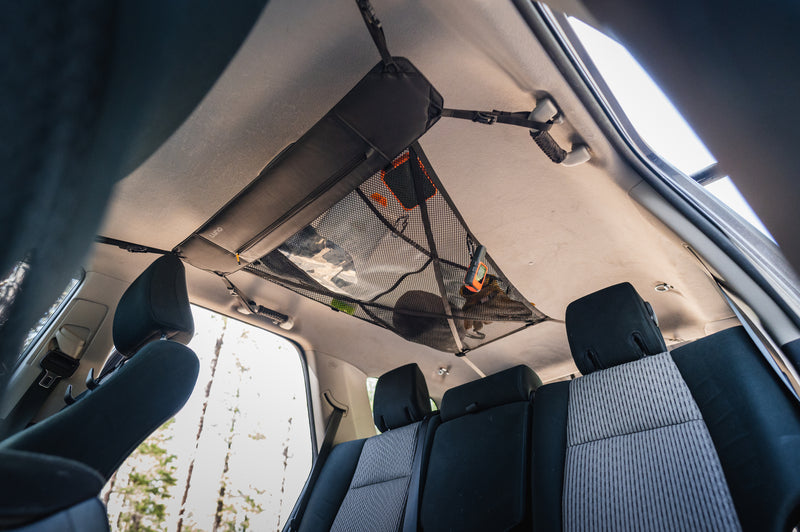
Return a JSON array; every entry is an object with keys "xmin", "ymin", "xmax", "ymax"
[
  {"xmin": 373, "ymin": 363, "xmax": 432, "ymax": 432},
  {"xmin": 112, "ymin": 254, "xmax": 194, "ymax": 357},
  {"xmin": 566, "ymin": 282, "xmax": 666, "ymax": 375},
  {"xmin": 440, "ymin": 365, "xmax": 541, "ymax": 422}
]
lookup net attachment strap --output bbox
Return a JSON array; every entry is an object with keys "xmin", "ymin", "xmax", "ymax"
[
  {"xmin": 95, "ymin": 235, "xmax": 171, "ymax": 255},
  {"xmin": 354, "ymin": 0, "xmax": 572, "ymax": 165},
  {"xmin": 441, "ymin": 108, "xmax": 570, "ymax": 164},
  {"xmin": 409, "ymin": 144, "xmax": 466, "ymax": 354},
  {"xmin": 355, "ymin": 0, "xmax": 395, "ymax": 68},
  {"xmin": 441, "ymin": 108, "xmax": 552, "ymax": 131}
]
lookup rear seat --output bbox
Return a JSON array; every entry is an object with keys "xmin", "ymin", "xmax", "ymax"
[
  {"xmin": 295, "ymin": 282, "xmax": 800, "ymax": 531},
  {"xmin": 419, "ymin": 365, "xmax": 541, "ymax": 531},
  {"xmin": 297, "ymin": 363, "xmax": 436, "ymax": 532},
  {"xmin": 532, "ymin": 282, "xmax": 800, "ymax": 531}
]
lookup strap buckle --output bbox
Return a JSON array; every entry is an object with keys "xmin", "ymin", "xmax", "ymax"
[
  {"xmin": 473, "ymin": 111, "xmax": 497, "ymax": 125},
  {"xmin": 356, "ymin": 0, "xmax": 381, "ymax": 28}
]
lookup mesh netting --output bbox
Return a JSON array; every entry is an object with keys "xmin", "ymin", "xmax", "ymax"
[{"xmin": 245, "ymin": 144, "xmax": 547, "ymax": 354}]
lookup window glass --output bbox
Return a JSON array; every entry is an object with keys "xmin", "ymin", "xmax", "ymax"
[
  {"xmin": 19, "ymin": 273, "xmax": 82, "ymax": 353},
  {"xmin": 566, "ymin": 16, "xmax": 774, "ymax": 241},
  {"xmin": 104, "ymin": 306, "xmax": 312, "ymax": 531}
]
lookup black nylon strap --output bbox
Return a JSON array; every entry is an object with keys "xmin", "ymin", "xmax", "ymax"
[
  {"xmin": 410, "ymin": 144, "xmax": 465, "ymax": 354},
  {"xmin": 95, "ymin": 236, "xmax": 171, "ymax": 255},
  {"xmin": 402, "ymin": 415, "xmax": 432, "ymax": 532},
  {"xmin": 286, "ymin": 403, "xmax": 346, "ymax": 532},
  {"xmin": 441, "ymin": 108, "xmax": 552, "ymax": 131},
  {"xmin": 355, "ymin": 0, "xmax": 395, "ymax": 68}
]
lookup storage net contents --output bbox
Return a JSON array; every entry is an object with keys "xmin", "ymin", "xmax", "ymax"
[{"xmin": 245, "ymin": 144, "xmax": 547, "ymax": 354}]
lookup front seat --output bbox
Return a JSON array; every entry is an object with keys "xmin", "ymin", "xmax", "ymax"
[{"xmin": 0, "ymin": 254, "xmax": 199, "ymax": 530}]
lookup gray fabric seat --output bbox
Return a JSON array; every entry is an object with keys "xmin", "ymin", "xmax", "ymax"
[
  {"xmin": 564, "ymin": 352, "xmax": 739, "ymax": 531},
  {"xmin": 298, "ymin": 363, "xmax": 435, "ymax": 532},
  {"xmin": 533, "ymin": 282, "xmax": 800, "ymax": 531}
]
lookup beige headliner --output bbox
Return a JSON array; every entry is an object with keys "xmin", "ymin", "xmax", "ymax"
[{"xmin": 91, "ymin": 0, "xmax": 734, "ymax": 400}]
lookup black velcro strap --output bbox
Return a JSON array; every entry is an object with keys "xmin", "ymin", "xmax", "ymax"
[
  {"xmin": 441, "ymin": 108, "xmax": 551, "ymax": 131},
  {"xmin": 355, "ymin": 0, "xmax": 395, "ymax": 68}
]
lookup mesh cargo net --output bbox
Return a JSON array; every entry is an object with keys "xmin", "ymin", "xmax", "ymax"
[{"xmin": 245, "ymin": 143, "xmax": 547, "ymax": 354}]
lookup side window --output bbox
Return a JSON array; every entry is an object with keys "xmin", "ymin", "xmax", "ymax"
[
  {"xmin": 19, "ymin": 273, "xmax": 82, "ymax": 354},
  {"xmin": 104, "ymin": 306, "xmax": 313, "ymax": 531},
  {"xmin": 566, "ymin": 17, "xmax": 774, "ymax": 241}
]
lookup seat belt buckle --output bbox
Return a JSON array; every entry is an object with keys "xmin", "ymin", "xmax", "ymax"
[
  {"xmin": 38, "ymin": 370, "xmax": 60, "ymax": 389},
  {"xmin": 38, "ymin": 349, "xmax": 80, "ymax": 389}
]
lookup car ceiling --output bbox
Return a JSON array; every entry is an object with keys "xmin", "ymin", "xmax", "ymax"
[{"xmin": 89, "ymin": 0, "xmax": 735, "ymax": 398}]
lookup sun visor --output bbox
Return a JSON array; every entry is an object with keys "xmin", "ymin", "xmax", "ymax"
[{"xmin": 176, "ymin": 57, "xmax": 443, "ymax": 273}]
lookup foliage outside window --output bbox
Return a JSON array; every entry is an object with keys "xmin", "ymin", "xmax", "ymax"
[{"xmin": 104, "ymin": 306, "xmax": 312, "ymax": 532}]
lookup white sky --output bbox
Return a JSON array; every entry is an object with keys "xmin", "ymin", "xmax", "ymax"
[{"xmin": 567, "ymin": 17, "xmax": 774, "ymax": 241}]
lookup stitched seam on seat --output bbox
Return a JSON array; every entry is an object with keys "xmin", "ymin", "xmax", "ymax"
[
  {"xmin": 567, "ymin": 419, "xmax": 702, "ymax": 447},
  {"xmin": 349, "ymin": 473, "xmax": 412, "ymax": 490}
]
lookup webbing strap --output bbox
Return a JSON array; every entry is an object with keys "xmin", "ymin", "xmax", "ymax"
[
  {"xmin": 441, "ymin": 108, "xmax": 552, "ymax": 131},
  {"xmin": 442, "ymin": 108, "xmax": 573, "ymax": 164},
  {"xmin": 355, "ymin": 0, "xmax": 395, "ymax": 68},
  {"xmin": 286, "ymin": 403, "xmax": 346, "ymax": 532},
  {"xmin": 410, "ymin": 143, "xmax": 465, "ymax": 354},
  {"xmin": 95, "ymin": 236, "xmax": 171, "ymax": 255}
]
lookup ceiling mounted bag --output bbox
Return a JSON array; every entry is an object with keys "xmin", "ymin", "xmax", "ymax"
[{"xmin": 177, "ymin": 57, "xmax": 443, "ymax": 274}]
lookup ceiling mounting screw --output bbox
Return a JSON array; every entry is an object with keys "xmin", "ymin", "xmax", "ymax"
[{"xmin": 654, "ymin": 282, "xmax": 674, "ymax": 292}]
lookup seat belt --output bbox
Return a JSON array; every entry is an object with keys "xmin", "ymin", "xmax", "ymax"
[
  {"xmin": 402, "ymin": 415, "xmax": 434, "ymax": 532},
  {"xmin": 285, "ymin": 402, "xmax": 346, "ymax": 532},
  {"xmin": 0, "ymin": 349, "xmax": 79, "ymax": 439}
]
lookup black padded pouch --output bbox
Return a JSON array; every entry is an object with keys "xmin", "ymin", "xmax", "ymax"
[{"xmin": 177, "ymin": 57, "xmax": 443, "ymax": 273}]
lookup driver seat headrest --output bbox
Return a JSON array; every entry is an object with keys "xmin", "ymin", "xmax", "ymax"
[
  {"xmin": 112, "ymin": 254, "xmax": 194, "ymax": 357},
  {"xmin": 566, "ymin": 282, "xmax": 666, "ymax": 375}
]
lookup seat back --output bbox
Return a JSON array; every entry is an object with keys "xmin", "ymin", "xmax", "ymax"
[
  {"xmin": 298, "ymin": 363, "xmax": 434, "ymax": 532},
  {"xmin": 420, "ymin": 365, "xmax": 541, "ymax": 532},
  {"xmin": 0, "ymin": 255, "xmax": 198, "ymax": 479},
  {"xmin": 534, "ymin": 282, "xmax": 800, "ymax": 531},
  {"xmin": 0, "ymin": 449, "xmax": 106, "ymax": 531}
]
